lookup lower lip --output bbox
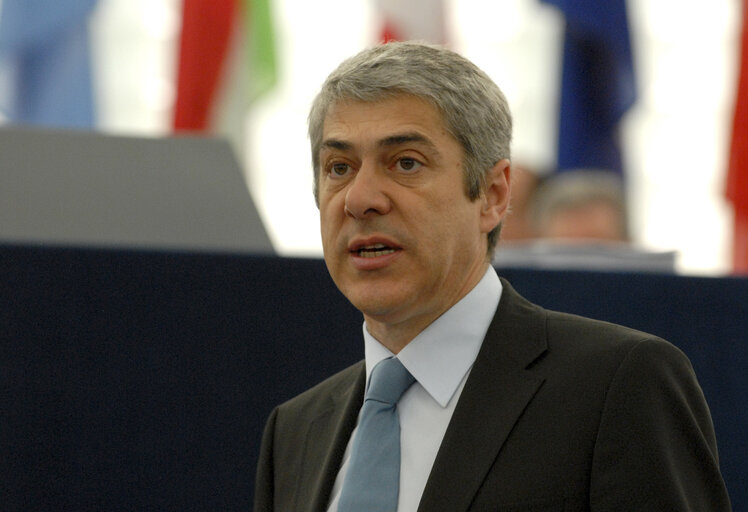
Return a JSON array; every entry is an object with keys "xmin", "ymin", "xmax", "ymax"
[{"xmin": 349, "ymin": 249, "xmax": 402, "ymax": 270}]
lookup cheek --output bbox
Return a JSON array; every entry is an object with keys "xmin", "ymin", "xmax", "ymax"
[
  {"xmin": 433, "ymin": 194, "xmax": 478, "ymax": 227},
  {"xmin": 319, "ymin": 203, "xmax": 344, "ymax": 253},
  {"xmin": 433, "ymin": 202, "xmax": 484, "ymax": 251},
  {"xmin": 319, "ymin": 219, "xmax": 335, "ymax": 251}
]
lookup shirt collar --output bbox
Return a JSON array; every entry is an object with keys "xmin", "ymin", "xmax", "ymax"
[{"xmin": 363, "ymin": 265, "xmax": 503, "ymax": 407}]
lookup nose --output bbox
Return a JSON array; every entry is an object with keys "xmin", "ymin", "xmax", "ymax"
[{"xmin": 344, "ymin": 163, "xmax": 391, "ymax": 219}]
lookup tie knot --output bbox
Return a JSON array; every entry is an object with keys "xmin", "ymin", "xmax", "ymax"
[{"xmin": 366, "ymin": 357, "xmax": 416, "ymax": 405}]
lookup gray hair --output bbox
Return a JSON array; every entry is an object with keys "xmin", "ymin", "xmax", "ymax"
[
  {"xmin": 531, "ymin": 169, "xmax": 629, "ymax": 240},
  {"xmin": 308, "ymin": 41, "xmax": 513, "ymax": 253}
]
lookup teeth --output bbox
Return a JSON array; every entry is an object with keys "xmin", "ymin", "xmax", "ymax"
[
  {"xmin": 358, "ymin": 248, "xmax": 395, "ymax": 258},
  {"xmin": 357, "ymin": 244, "xmax": 395, "ymax": 258}
]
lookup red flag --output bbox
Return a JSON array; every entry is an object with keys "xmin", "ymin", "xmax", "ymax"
[
  {"xmin": 173, "ymin": 0, "xmax": 237, "ymax": 131},
  {"xmin": 727, "ymin": 0, "xmax": 748, "ymax": 274}
]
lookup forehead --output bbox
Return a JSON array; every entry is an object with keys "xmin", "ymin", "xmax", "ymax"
[{"xmin": 322, "ymin": 95, "xmax": 449, "ymax": 139}]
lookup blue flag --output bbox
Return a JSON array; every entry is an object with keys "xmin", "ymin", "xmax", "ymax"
[
  {"xmin": 0, "ymin": 0, "xmax": 99, "ymax": 128},
  {"xmin": 541, "ymin": 0, "xmax": 637, "ymax": 175}
]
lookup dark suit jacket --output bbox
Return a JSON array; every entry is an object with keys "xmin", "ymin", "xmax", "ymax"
[{"xmin": 255, "ymin": 279, "xmax": 731, "ymax": 511}]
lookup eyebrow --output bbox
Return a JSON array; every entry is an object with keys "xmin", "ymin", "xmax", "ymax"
[
  {"xmin": 320, "ymin": 132, "xmax": 439, "ymax": 153},
  {"xmin": 379, "ymin": 132, "xmax": 435, "ymax": 149},
  {"xmin": 320, "ymin": 139, "xmax": 351, "ymax": 152}
]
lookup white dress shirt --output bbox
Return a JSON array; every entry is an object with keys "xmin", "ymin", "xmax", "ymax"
[{"xmin": 327, "ymin": 266, "xmax": 503, "ymax": 511}]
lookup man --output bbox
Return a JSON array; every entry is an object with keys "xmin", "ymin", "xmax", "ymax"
[
  {"xmin": 255, "ymin": 42, "xmax": 730, "ymax": 511},
  {"xmin": 530, "ymin": 169, "xmax": 629, "ymax": 242}
]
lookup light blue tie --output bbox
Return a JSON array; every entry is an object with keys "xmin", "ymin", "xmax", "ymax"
[{"xmin": 338, "ymin": 357, "xmax": 416, "ymax": 512}]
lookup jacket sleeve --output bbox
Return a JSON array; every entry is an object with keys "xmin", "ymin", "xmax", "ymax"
[
  {"xmin": 254, "ymin": 407, "xmax": 279, "ymax": 512},
  {"xmin": 590, "ymin": 337, "xmax": 732, "ymax": 510}
]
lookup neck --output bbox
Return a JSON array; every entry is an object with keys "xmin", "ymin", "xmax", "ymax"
[{"xmin": 364, "ymin": 262, "xmax": 489, "ymax": 354}]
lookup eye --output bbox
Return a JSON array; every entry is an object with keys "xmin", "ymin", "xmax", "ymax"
[
  {"xmin": 394, "ymin": 157, "xmax": 422, "ymax": 173},
  {"xmin": 329, "ymin": 162, "xmax": 353, "ymax": 177}
]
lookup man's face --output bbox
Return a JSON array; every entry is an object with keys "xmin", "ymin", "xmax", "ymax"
[{"xmin": 317, "ymin": 95, "xmax": 508, "ymax": 349}]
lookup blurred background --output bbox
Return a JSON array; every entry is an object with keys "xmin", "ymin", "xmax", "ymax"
[{"xmin": 1, "ymin": 0, "xmax": 746, "ymax": 275}]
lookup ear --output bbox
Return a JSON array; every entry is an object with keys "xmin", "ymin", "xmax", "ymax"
[{"xmin": 479, "ymin": 159, "xmax": 511, "ymax": 234}]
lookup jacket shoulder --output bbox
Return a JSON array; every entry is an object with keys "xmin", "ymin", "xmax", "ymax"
[{"xmin": 275, "ymin": 361, "xmax": 364, "ymax": 419}]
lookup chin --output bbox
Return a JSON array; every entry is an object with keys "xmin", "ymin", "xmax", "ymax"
[{"xmin": 345, "ymin": 286, "xmax": 407, "ymax": 319}]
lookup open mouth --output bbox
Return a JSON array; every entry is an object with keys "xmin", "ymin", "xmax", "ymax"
[{"xmin": 354, "ymin": 243, "xmax": 397, "ymax": 258}]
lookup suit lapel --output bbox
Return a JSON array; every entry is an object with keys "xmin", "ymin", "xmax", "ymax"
[
  {"xmin": 418, "ymin": 279, "xmax": 548, "ymax": 512},
  {"xmin": 298, "ymin": 363, "xmax": 366, "ymax": 512}
]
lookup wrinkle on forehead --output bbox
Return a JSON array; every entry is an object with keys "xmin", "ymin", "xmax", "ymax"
[{"xmin": 320, "ymin": 97, "xmax": 454, "ymax": 161}]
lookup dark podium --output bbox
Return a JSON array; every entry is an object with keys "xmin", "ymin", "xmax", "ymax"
[{"xmin": 1, "ymin": 129, "xmax": 745, "ymax": 511}]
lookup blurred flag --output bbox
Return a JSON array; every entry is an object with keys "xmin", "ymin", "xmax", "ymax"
[
  {"xmin": 727, "ymin": 0, "xmax": 748, "ymax": 274},
  {"xmin": 244, "ymin": 0, "xmax": 276, "ymax": 101},
  {"xmin": 172, "ymin": 0, "xmax": 277, "ymax": 132},
  {"xmin": 172, "ymin": 0, "xmax": 236, "ymax": 131},
  {"xmin": 376, "ymin": 0, "xmax": 447, "ymax": 44},
  {"xmin": 0, "ymin": 0, "xmax": 99, "ymax": 128},
  {"xmin": 540, "ymin": 0, "xmax": 637, "ymax": 175}
]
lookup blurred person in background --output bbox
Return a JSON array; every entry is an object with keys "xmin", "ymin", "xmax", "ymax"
[
  {"xmin": 497, "ymin": 168, "xmax": 677, "ymax": 272},
  {"xmin": 530, "ymin": 169, "xmax": 628, "ymax": 242}
]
